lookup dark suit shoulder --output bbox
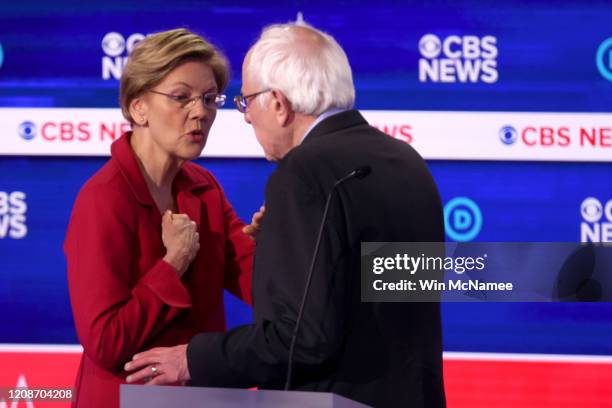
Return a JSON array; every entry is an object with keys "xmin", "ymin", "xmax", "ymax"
[{"xmin": 279, "ymin": 110, "xmax": 429, "ymax": 189}]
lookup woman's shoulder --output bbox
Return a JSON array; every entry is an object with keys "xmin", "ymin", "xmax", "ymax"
[{"xmin": 75, "ymin": 158, "xmax": 132, "ymax": 206}]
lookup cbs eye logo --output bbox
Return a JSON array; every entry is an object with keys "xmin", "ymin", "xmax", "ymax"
[
  {"xmin": 499, "ymin": 125, "xmax": 518, "ymax": 145},
  {"xmin": 18, "ymin": 121, "xmax": 37, "ymax": 141},
  {"xmin": 596, "ymin": 37, "xmax": 612, "ymax": 82},
  {"xmin": 101, "ymin": 32, "xmax": 145, "ymax": 57},
  {"xmin": 580, "ymin": 197, "xmax": 612, "ymax": 243},
  {"xmin": 581, "ymin": 197, "xmax": 607, "ymax": 223},
  {"xmin": 101, "ymin": 32, "xmax": 125, "ymax": 57},
  {"xmin": 419, "ymin": 34, "xmax": 442, "ymax": 59}
]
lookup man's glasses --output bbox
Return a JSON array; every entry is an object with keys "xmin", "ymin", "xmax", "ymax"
[
  {"xmin": 149, "ymin": 90, "xmax": 227, "ymax": 110},
  {"xmin": 233, "ymin": 89, "xmax": 271, "ymax": 113}
]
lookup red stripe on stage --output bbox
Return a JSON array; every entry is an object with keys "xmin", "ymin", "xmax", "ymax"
[
  {"xmin": 1, "ymin": 347, "xmax": 612, "ymax": 407},
  {"xmin": 0, "ymin": 350, "xmax": 81, "ymax": 408},
  {"xmin": 444, "ymin": 358, "xmax": 612, "ymax": 407}
]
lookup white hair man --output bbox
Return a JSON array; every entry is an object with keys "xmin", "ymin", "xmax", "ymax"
[
  {"xmin": 125, "ymin": 22, "xmax": 446, "ymax": 408},
  {"xmin": 237, "ymin": 23, "xmax": 356, "ymax": 161}
]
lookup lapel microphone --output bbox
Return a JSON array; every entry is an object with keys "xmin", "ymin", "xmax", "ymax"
[{"xmin": 284, "ymin": 165, "xmax": 372, "ymax": 391}]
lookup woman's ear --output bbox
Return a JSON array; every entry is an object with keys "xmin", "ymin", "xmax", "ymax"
[{"xmin": 129, "ymin": 97, "xmax": 148, "ymax": 127}]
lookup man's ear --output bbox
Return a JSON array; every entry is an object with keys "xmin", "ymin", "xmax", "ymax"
[
  {"xmin": 129, "ymin": 97, "xmax": 149, "ymax": 127},
  {"xmin": 270, "ymin": 90, "xmax": 294, "ymax": 127}
]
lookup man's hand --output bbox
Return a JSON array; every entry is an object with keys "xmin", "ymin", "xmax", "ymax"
[
  {"xmin": 124, "ymin": 344, "xmax": 190, "ymax": 386},
  {"xmin": 242, "ymin": 205, "xmax": 265, "ymax": 240}
]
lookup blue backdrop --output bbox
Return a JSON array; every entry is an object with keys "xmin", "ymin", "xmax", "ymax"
[{"xmin": 1, "ymin": 0, "xmax": 611, "ymax": 355}]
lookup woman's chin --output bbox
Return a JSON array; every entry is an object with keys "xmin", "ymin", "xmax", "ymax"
[{"xmin": 178, "ymin": 141, "xmax": 207, "ymax": 161}]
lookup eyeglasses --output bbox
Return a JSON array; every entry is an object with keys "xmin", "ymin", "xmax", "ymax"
[
  {"xmin": 233, "ymin": 89, "xmax": 271, "ymax": 113},
  {"xmin": 149, "ymin": 90, "xmax": 227, "ymax": 110}
]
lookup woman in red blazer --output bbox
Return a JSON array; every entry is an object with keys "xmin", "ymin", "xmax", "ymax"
[{"xmin": 64, "ymin": 28, "xmax": 254, "ymax": 407}]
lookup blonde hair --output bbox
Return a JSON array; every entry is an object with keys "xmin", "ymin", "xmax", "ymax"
[{"xmin": 120, "ymin": 28, "xmax": 230, "ymax": 124}]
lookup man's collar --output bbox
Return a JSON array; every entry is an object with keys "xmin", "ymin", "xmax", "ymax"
[
  {"xmin": 300, "ymin": 109, "xmax": 368, "ymax": 144},
  {"xmin": 299, "ymin": 108, "xmax": 347, "ymax": 144}
]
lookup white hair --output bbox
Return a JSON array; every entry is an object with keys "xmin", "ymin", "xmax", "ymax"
[{"xmin": 245, "ymin": 22, "xmax": 355, "ymax": 116}]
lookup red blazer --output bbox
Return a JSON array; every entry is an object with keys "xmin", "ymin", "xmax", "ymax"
[{"xmin": 64, "ymin": 133, "xmax": 254, "ymax": 407}]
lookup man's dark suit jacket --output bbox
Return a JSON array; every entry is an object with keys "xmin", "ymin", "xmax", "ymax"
[{"xmin": 188, "ymin": 110, "xmax": 446, "ymax": 408}]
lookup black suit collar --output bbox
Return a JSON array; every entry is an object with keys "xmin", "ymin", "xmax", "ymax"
[{"xmin": 302, "ymin": 109, "xmax": 368, "ymax": 144}]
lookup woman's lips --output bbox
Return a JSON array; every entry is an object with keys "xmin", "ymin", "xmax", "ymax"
[{"xmin": 187, "ymin": 130, "xmax": 204, "ymax": 143}]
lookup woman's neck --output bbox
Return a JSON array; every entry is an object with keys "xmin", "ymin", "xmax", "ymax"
[{"xmin": 130, "ymin": 129, "xmax": 182, "ymax": 212}]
